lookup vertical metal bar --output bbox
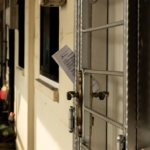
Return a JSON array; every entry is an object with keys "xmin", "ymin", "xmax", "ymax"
[
  {"xmin": 74, "ymin": 0, "xmax": 81, "ymax": 149},
  {"xmin": 79, "ymin": 1, "xmax": 83, "ymax": 149},
  {"xmin": 81, "ymin": 0, "xmax": 92, "ymax": 149},
  {"xmin": 80, "ymin": 0, "xmax": 82, "ymax": 71},
  {"xmin": 124, "ymin": 0, "xmax": 138, "ymax": 149},
  {"xmin": 123, "ymin": 0, "xmax": 128, "ymax": 144},
  {"xmin": 106, "ymin": 0, "xmax": 109, "ymax": 149},
  {"xmin": 77, "ymin": 0, "xmax": 81, "ymax": 71}
]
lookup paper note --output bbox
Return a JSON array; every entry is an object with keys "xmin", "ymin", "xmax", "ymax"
[
  {"xmin": 52, "ymin": 45, "xmax": 99, "ymax": 92},
  {"xmin": 52, "ymin": 45, "xmax": 75, "ymax": 82},
  {"xmin": 92, "ymin": 79, "xmax": 99, "ymax": 92}
]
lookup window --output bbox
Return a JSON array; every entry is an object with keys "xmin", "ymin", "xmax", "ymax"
[
  {"xmin": 18, "ymin": 0, "xmax": 25, "ymax": 68},
  {"xmin": 40, "ymin": 6, "xmax": 59, "ymax": 82}
]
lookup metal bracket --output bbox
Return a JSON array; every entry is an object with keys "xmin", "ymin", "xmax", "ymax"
[
  {"xmin": 117, "ymin": 135, "xmax": 125, "ymax": 150},
  {"xmin": 141, "ymin": 148, "xmax": 150, "ymax": 150}
]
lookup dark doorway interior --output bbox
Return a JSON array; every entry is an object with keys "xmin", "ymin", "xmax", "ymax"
[{"xmin": 8, "ymin": 29, "xmax": 15, "ymax": 112}]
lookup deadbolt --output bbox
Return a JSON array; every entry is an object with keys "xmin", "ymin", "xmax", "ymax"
[
  {"xmin": 92, "ymin": 91, "xmax": 109, "ymax": 100},
  {"xmin": 67, "ymin": 91, "xmax": 79, "ymax": 100}
]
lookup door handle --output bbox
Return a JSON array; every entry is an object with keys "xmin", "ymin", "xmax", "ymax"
[
  {"xmin": 92, "ymin": 91, "xmax": 109, "ymax": 100},
  {"xmin": 66, "ymin": 71, "xmax": 83, "ymax": 137},
  {"xmin": 67, "ymin": 91, "xmax": 79, "ymax": 100}
]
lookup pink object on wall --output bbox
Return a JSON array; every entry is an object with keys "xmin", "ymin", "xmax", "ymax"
[{"xmin": 0, "ymin": 90, "xmax": 6, "ymax": 100}]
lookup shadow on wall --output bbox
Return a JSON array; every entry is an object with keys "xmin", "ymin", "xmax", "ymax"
[
  {"xmin": 34, "ymin": 90, "xmax": 71, "ymax": 150},
  {"xmin": 15, "ymin": 86, "xmax": 27, "ymax": 117},
  {"xmin": 15, "ymin": 85, "xmax": 28, "ymax": 150},
  {"xmin": 16, "ymin": 132, "xmax": 25, "ymax": 150}
]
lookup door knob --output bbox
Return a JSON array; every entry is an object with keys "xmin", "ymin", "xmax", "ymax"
[
  {"xmin": 92, "ymin": 91, "xmax": 109, "ymax": 100},
  {"xmin": 67, "ymin": 91, "xmax": 79, "ymax": 100}
]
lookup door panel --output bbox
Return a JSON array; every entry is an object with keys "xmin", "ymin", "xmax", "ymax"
[
  {"xmin": 108, "ymin": 26, "xmax": 123, "ymax": 72},
  {"xmin": 73, "ymin": 0, "xmax": 138, "ymax": 149},
  {"xmin": 107, "ymin": 124, "xmax": 123, "ymax": 150},
  {"xmin": 91, "ymin": 115, "xmax": 107, "ymax": 150}
]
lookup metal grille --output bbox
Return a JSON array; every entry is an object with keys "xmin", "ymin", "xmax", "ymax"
[{"xmin": 74, "ymin": 0, "xmax": 138, "ymax": 149}]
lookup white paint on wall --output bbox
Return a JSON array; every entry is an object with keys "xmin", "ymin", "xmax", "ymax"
[{"xmin": 14, "ymin": 27, "xmax": 28, "ymax": 150}]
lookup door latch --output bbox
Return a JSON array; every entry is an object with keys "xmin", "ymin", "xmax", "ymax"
[
  {"xmin": 117, "ymin": 135, "xmax": 125, "ymax": 150},
  {"xmin": 92, "ymin": 91, "xmax": 109, "ymax": 100}
]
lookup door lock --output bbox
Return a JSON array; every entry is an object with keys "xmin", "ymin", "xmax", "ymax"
[
  {"xmin": 67, "ymin": 91, "xmax": 79, "ymax": 100},
  {"xmin": 92, "ymin": 91, "xmax": 109, "ymax": 100}
]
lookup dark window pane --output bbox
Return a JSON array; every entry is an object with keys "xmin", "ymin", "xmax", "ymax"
[
  {"xmin": 40, "ymin": 6, "xmax": 59, "ymax": 82},
  {"xmin": 18, "ymin": 0, "xmax": 25, "ymax": 68}
]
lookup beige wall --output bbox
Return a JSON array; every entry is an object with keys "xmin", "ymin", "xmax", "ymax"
[
  {"xmin": 34, "ymin": 0, "xmax": 74, "ymax": 149},
  {"xmin": 15, "ymin": 0, "xmax": 74, "ymax": 150}
]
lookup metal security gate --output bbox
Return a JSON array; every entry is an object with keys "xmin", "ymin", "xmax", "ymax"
[{"xmin": 67, "ymin": 0, "xmax": 138, "ymax": 150}]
